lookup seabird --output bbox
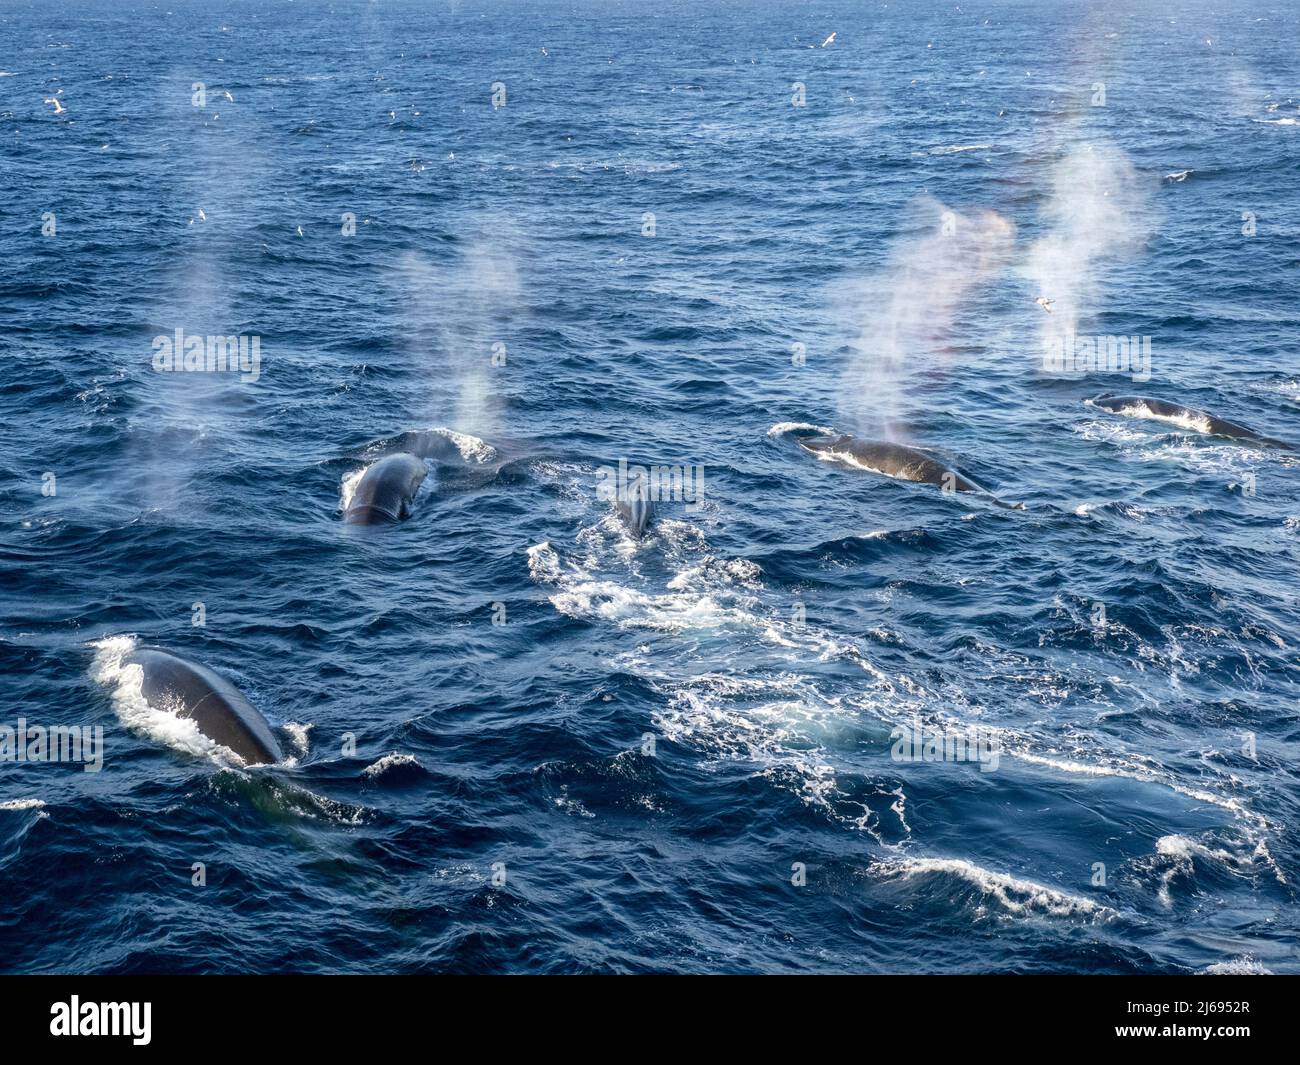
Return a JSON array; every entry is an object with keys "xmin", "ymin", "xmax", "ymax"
[
  {"xmin": 1035, "ymin": 296, "xmax": 1054, "ymax": 314},
  {"xmin": 821, "ymin": 32, "xmax": 836, "ymax": 47}
]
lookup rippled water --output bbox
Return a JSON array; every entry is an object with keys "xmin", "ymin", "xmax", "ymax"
[{"xmin": 2, "ymin": 0, "xmax": 1298, "ymax": 973}]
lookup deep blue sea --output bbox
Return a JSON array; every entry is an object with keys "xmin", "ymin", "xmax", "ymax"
[{"xmin": 2, "ymin": 0, "xmax": 1299, "ymax": 974}]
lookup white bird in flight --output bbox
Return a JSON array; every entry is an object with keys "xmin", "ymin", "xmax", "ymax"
[
  {"xmin": 44, "ymin": 94, "xmax": 66, "ymax": 114},
  {"xmin": 1035, "ymin": 296, "xmax": 1055, "ymax": 314},
  {"xmin": 821, "ymin": 32, "xmax": 836, "ymax": 48}
]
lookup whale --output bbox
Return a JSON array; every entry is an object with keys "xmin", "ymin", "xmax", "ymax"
[
  {"xmin": 616, "ymin": 480, "xmax": 655, "ymax": 538},
  {"xmin": 124, "ymin": 648, "xmax": 283, "ymax": 765},
  {"xmin": 343, "ymin": 452, "xmax": 428, "ymax": 525},
  {"xmin": 1089, "ymin": 396, "xmax": 1294, "ymax": 449},
  {"xmin": 378, "ymin": 429, "xmax": 489, "ymax": 463},
  {"xmin": 797, "ymin": 434, "xmax": 1024, "ymax": 508}
]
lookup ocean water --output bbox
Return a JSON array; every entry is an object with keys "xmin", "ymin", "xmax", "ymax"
[{"xmin": 1, "ymin": 0, "xmax": 1298, "ymax": 974}]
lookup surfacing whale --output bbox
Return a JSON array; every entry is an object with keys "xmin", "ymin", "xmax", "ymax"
[
  {"xmin": 124, "ymin": 648, "xmax": 283, "ymax": 765},
  {"xmin": 344, "ymin": 452, "xmax": 427, "ymax": 525},
  {"xmin": 1089, "ymin": 396, "xmax": 1294, "ymax": 449},
  {"xmin": 798, "ymin": 434, "xmax": 1024, "ymax": 509},
  {"xmin": 616, "ymin": 479, "xmax": 655, "ymax": 538},
  {"xmin": 363, "ymin": 427, "xmax": 498, "ymax": 466}
]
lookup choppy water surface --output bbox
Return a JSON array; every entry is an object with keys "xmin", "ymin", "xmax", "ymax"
[{"xmin": 1, "ymin": 0, "xmax": 1299, "ymax": 973}]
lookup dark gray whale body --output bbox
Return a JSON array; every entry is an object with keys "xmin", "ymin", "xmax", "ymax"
[
  {"xmin": 616, "ymin": 481, "xmax": 655, "ymax": 539},
  {"xmin": 798, "ymin": 434, "xmax": 1024, "ymax": 509},
  {"xmin": 125, "ymin": 648, "xmax": 283, "ymax": 765},
  {"xmin": 343, "ymin": 452, "xmax": 427, "ymax": 525},
  {"xmin": 1090, "ymin": 396, "xmax": 1294, "ymax": 449},
  {"xmin": 381, "ymin": 430, "xmax": 476, "ymax": 463}
]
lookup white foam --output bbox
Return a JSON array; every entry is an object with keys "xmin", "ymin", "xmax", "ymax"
[
  {"xmin": 362, "ymin": 752, "xmax": 421, "ymax": 778},
  {"xmin": 529, "ymin": 531, "xmax": 900, "ymax": 832},
  {"xmin": 1151, "ymin": 832, "xmax": 1272, "ymax": 907},
  {"xmin": 531, "ymin": 537, "xmax": 764, "ymax": 635},
  {"xmin": 553, "ymin": 786, "xmax": 595, "ymax": 818},
  {"xmin": 809, "ymin": 444, "xmax": 893, "ymax": 478},
  {"xmin": 338, "ymin": 465, "xmax": 366, "ymax": 512},
  {"xmin": 527, "ymin": 459, "xmax": 1279, "ymax": 871},
  {"xmin": 263, "ymin": 779, "xmax": 369, "ymax": 825},
  {"xmin": 525, "ymin": 541, "xmax": 561, "ymax": 581},
  {"xmin": 917, "ymin": 143, "xmax": 991, "ymax": 155},
  {"xmin": 874, "ymin": 856, "xmax": 1115, "ymax": 919},
  {"xmin": 284, "ymin": 722, "xmax": 312, "ymax": 757},
  {"xmin": 557, "ymin": 581, "xmax": 745, "ymax": 633},
  {"xmin": 1074, "ymin": 417, "xmax": 1156, "ymax": 446},
  {"xmin": 665, "ymin": 557, "xmax": 763, "ymax": 593},
  {"xmin": 1200, "ymin": 957, "xmax": 1271, "ymax": 975},
  {"xmin": 767, "ymin": 421, "xmax": 835, "ymax": 437},
  {"xmin": 651, "ymin": 672, "xmax": 880, "ymax": 828}
]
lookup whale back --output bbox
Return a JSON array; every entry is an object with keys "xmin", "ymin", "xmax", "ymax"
[
  {"xmin": 126, "ymin": 648, "xmax": 283, "ymax": 765},
  {"xmin": 1094, "ymin": 396, "xmax": 1292, "ymax": 448},
  {"xmin": 800, "ymin": 435, "xmax": 982, "ymax": 493},
  {"xmin": 616, "ymin": 480, "xmax": 655, "ymax": 538},
  {"xmin": 345, "ymin": 453, "xmax": 427, "ymax": 525},
  {"xmin": 1094, "ymin": 395, "xmax": 1187, "ymax": 419},
  {"xmin": 385, "ymin": 430, "xmax": 468, "ymax": 463}
]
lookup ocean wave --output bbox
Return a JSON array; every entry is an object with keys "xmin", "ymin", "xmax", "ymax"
[
  {"xmin": 872, "ymin": 856, "xmax": 1116, "ymax": 920},
  {"xmin": 915, "ymin": 143, "xmax": 992, "ymax": 156},
  {"xmin": 1199, "ymin": 957, "xmax": 1270, "ymax": 975},
  {"xmin": 362, "ymin": 752, "xmax": 423, "ymax": 778}
]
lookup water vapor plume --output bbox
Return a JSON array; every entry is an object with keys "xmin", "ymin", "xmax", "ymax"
[{"xmin": 841, "ymin": 199, "xmax": 1016, "ymax": 439}]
